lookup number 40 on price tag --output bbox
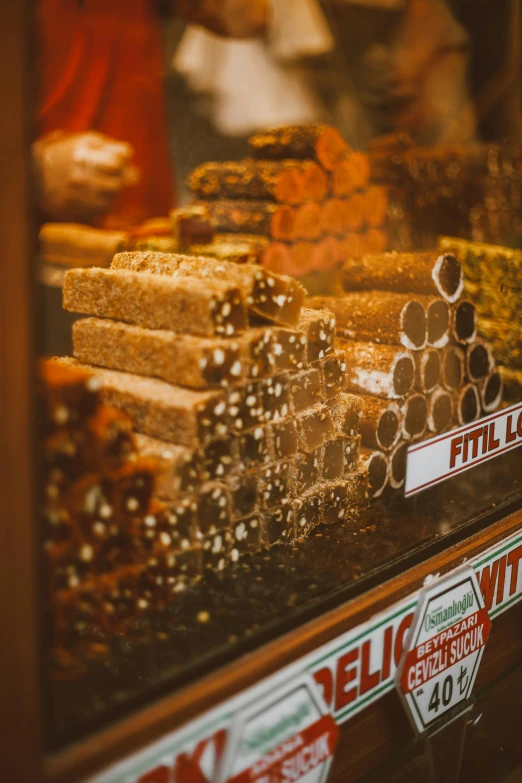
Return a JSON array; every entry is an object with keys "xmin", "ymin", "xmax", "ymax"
[{"xmin": 395, "ymin": 566, "xmax": 492, "ymax": 734}]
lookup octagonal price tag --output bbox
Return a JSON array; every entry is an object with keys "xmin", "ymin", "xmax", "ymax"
[{"xmin": 395, "ymin": 566, "xmax": 492, "ymax": 733}]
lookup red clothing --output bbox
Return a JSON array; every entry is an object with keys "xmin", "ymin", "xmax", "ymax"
[{"xmin": 37, "ymin": 0, "xmax": 174, "ymax": 228}]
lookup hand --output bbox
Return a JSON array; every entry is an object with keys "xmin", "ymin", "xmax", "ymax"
[
  {"xmin": 33, "ymin": 131, "xmax": 139, "ymax": 222},
  {"xmin": 179, "ymin": 0, "xmax": 270, "ymax": 39}
]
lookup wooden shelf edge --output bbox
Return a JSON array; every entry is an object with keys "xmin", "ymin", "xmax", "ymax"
[{"xmin": 44, "ymin": 507, "xmax": 522, "ymax": 783}]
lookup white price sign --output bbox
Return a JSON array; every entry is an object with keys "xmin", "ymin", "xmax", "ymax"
[
  {"xmin": 395, "ymin": 567, "xmax": 492, "ymax": 733},
  {"xmin": 404, "ymin": 402, "xmax": 522, "ymax": 497}
]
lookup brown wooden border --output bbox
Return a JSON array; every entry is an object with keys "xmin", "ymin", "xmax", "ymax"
[
  {"xmin": 0, "ymin": 1, "xmax": 43, "ymax": 782},
  {"xmin": 45, "ymin": 507, "xmax": 522, "ymax": 783}
]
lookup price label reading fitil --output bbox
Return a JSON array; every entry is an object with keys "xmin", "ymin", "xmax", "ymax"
[{"xmin": 395, "ymin": 567, "xmax": 491, "ymax": 734}]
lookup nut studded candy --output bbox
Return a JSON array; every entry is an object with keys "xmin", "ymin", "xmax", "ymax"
[
  {"xmin": 227, "ymin": 473, "xmax": 258, "ymax": 518},
  {"xmin": 134, "ymin": 433, "xmax": 202, "ymax": 498},
  {"xmin": 195, "ymin": 482, "xmax": 232, "ymax": 534},
  {"xmin": 238, "ymin": 426, "xmax": 271, "ymax": 469},
  {"xmin": 291, "ymin": 490, "xmax": 323, "ymax": 540},
  {"xmin": 271, "ymin": 328, "xmax": 308, "ymax": 372},
  {"xmin": 317, "ymin": 351, "xmax": 347, "ymax": 399},
  {"xmin": 63, "ymin": 267, "xmax": 247, "ymax": 337},
  {"xmin": 39, "ymin": 359, "xmax": 101, "ymax": 435},
  {"xmin": 262, "ymin": 507, "xmax": 292, "ymax": 545},
  {"xmin": 261, "ymin": 374, "xmax": 291, "ymax": 422},
  {"xmin": 294, "ymin": 449, "xmax": 322, "ymax": 493},
  {"xmin": 258, "ymin": 461, "xmax": 292, "ymax": 510},
  {"xmin": 289, "ymin": 368, "xmax": 323, "ymax": 413},
  {"xmin": 157, "ymin": 498, "xmax": 199, "ymax": 548},
  {"xmin": 298, "ymin": 308, "xmax": 336, "ymax": 362},
  {"xmin": 235, "ymin": 328, "xmax": 275, "ymax": 379},
  {"xmin": 230, "ymin": 514, "xmax": 265, "ymax": 559},
  {"xmin": 328, "ymin": 393, "xmax": 364, "ymax": 437},
  {"xmin": 269, "ymin": 419, "xmax": 299, "ymax": 460},
  {"xmin": 111, "ymin": 252, "xmax": 306, "ymax": 327},
  {"xmin": 343, "ymin": 436, "xmax": 361, "ymax": 472},
  {"xmin": 56, "ymin": 360, "xmax": 230, "ymax": 448},
  {"xmin": 73, "ymin": 318, "xmax": 245, "ymax": 390},
  {"xmin": 201, "ymin": 530, "xmax": 233, "ymax": 571},
  {"xmin": 296, "ymin": 403, "xmax": 336, "ymax": 453},
  {"xmin": 322, "ymin": 438, "xmax": 345, "ymax": 481},
  {"xmin": 143, "ymin": 546, "xmax": 203, "ymax": 597},
  {"xmin": 323, "ymin": 479, "xmax": 365, "ymax": 524},
  {"xmin": 228, "ymin": 381, "xmax": 265, "ymax": 433},
  {"xmin": 201, "ymin": 438, "xmax": 237, "ymax": 481}
]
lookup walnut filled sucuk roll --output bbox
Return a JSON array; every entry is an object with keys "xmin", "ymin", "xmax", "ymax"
[
  {"xmin": 424, "ymin": 296, "xmax": 450, "ymax": 348},
  {"xmin": 359, "ymin": 447, "xmax": 388, "ymax": 498},
  {"xmin": 389, "ymin": 440, "xmax": 408, "ymax": 490},
  {"xmin": 466, "ymin": 340, "xmax": 494, "ymax": 382},
  {"xmin": 198, "ymin": 199, "xmax": 296, "ymax": 241},
  {"xmin": 480, "ymin": 371, "xmax": 504, "ymax": 413},
  {"xmin": 332, "ymin": 152, "xmax": 371, "ymax": 196},
  {"xmin": 359, "ymin": 396, "xmax": 401, "ymax": 452},
  {"xmin": 111, "ymin": 251, "xmax": 306, "ymax": 327},
  {"xmin": 336, "ymin": 339, "xmax": 415, "ymax": 399},
  {"xmin": 402, "ymin": 393, "xmax": 428, "ymax": 441},
  {"xmin": 451, "ymin": 300, "xmax": 477, "ymax": 344},
  {"xmin": 361, "ymin": 186, "xmax": 390, "ymax": 228},
  {"xmin": 73, "ymin": 318, "xmax": 245, "ymax": 389},
  {"xmin": 320, "ymin": 199, "xmax": 346, "ymax": 236},
  {"xmin": 339, "ymin": 251, "xmax": 463, "ymax": 303},
  {"xmin": 454, "ymin": 383, "xmax": 480, "ymax": 425},
  {"xmin": 63, "ymin": 268, "xmax": 247, "ymax": 337},
  {"xmin": 56, "ymin": 359, "xmax": 230, "ymax": 448},
  {"xmin": 307, "ymin": 292, "xmax": 427, "ymax": 350},
  {"xmin": 248, "ymin": 124, "xmax": 350, "ymax": 170},
  {"xmin": 341, "ymin": 194, "xmax": 365, "ymax": 233},
  {"xmin": 294, "ymin": 202, "xmax": 323, "ymax": 240},
  {"xmin": 427, "ymin": 388, "xmax": 453, "ymax": 433},
  {"xmin": 188, "ymin": 160, "xmax": 327, "ymax": 204},
  {"xmin": 441, "ymin": 345, "xmax": 465, "ymax": 390},
  {"xmin": 414, "ymin": 348, "xmax": 441, "ymax": 394}
]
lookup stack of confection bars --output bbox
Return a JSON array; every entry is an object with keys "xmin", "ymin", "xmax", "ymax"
[
  {"xmin": 438, "ymin": 237, "xmax": 522, "ymax": 403},
  {"xmin": 367, "ymin": 136, "xmax": 522, "ymax": 252},
  {"xmin": 57, "ymin": 250, "xmax": 370, "ymax": 578},
  {"xmin": 185, "ymin": 125, "xmax": 389, "ymax": 276},
  {"xmin": 306, "ymin": 249, "xmax": 504, "ymax": 498}
]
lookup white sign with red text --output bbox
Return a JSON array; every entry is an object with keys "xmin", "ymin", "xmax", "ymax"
[
  {"xmin": 395, "ymin": 567, "xmax": 492, "ymax": 733},
  {"xmin": 404, "ymin": 401, "xmax": 522, "ymax": 496}
]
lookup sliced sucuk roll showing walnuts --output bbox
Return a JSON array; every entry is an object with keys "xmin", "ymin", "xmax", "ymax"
[
  {"xmin": 39, "ymin": 358, "xmax": 101, "ymax": 434},
  {"xmin": 198, "ymin": 199, "xmax": 296, "ymax": 241},
  {"xmin": 259, "ymin": 461, "xmax": 292, "ymax": 510},
  {"xmin": 466, "ymin": 340, "xmax": 494, "ymax": 382},
  {"xmin": 455, "ymin": 383, "xmax": 480, "ymax": 425},
  {"xmin": 296, "ymin": 403, "xmax": 336, "ymax": 453},
  {"xmin": 235, "ymin": 328, "xmax": 275, "ymax": 379},
  {"xmin": 344, "ymin": 435, "xmax": 361, "ymax": 472},
  {"xmin": 423, "ymin": 296, "xmax": 450, "ymax": 348},
  {"xmin": 441, "ymin": 345, "xmax": 465, "ymax": 391},
  {"xmin": 201, "ymin": 438, "xmax": 236, "ymax": 481},
  {"xmin": 228, "ymin": 381, "xmax": 264, "ymax": 433},
  {"xmin": 337, "ymin": 340, "xmax": 414, "ymax": 399},
  {"xmin": 230, "ymin": 513, "xmax": 265, "ymax": 558},
  {"xmin": 294, "ymin": 202, "xmax": 323, "ymax": 240},
  {"xmin": 389, "ymin": 440, "xmax": 408, "ymax": 490},
  {"xmin": 271, "ymin": 327, "xmax": 308, "ymax": 372},
  {"xmin": 359, "ymin": 396, "xmax": 401, "ymax": 452},
  {"xmin": 111, "ymin": 252, "xmax": 306, "ymax": 327},
  {"xmin": 56, "ymin": 359, "xmax": 230, "ymax": 447},
  {"xmin": 269, "ymin": 418, "xmax": 299, "ymax": 460},
  {"xmin": 328, "ymin": 393, "xmax": 363, "ymax": 437},
  {"xmin": 63, "ymin": 268, "xmax": 247, "ymax": 337},
  {"xmin": 427, "ymin": 388, "xmax": 453, "ymax": 433},
  {"xmin": 201, "ymin": 530, "xmax": 232, "ymax": 571},
  {"xmin": 414, "ymin": 348, "xmax": 441, "ymax": 394},
  {"xmin": 480, "ymin": 371, "xmax": 503, "ymax": 413},
  {"xmin": 248, "ymin": 124, "xmax": 350, "ymax": 170},
  {"xmin": 291, "ymin": 489, "xmax": 323, "ymax": 540},
  {"xmin": 359, "ymin": 448, "xmax": 389, "ymax": 499},
  {"xmin": 227, "ymin": 473, "xmax": 258, "ymax": 518},
  {"xmin": 289, "ymin": 368, "xmax": 324, "ymax": 413},
  {"xmin": 195, "ymin": 482, "xmax": 232, "ymax": 534},
  {"xmin": 295, "ymin": 449, "xmax": 322, "ymax": 493},
  {"xmin": 317, "ymin": 351, "xmax": 347, "ymax": 399},
  {"xmin": 298, "ymin": 308, "xmax": 336, "ymax": 362},
  {"xmin": 452, "ymin": 300, "xmax": 477, "ymax": 344},
  {"xmin": 238, "ymin": 426, "xmax": 271, "ymax": 469},
  {"xmin": 261, "ymin": 374, "xmax": 291, "ymax": 422},
  {"xmin": 307, "ymin": 293, "xmax": 427, "ymax": 350},
  {"xmin": 188, "ymin": 160, "xmax": 305, "ymax": 204},
  {"xmin": 402, "ymin": 393, "xmax": 428, "ymax": 441},
  {"xmin": 332, "ymin": 152, "xmax": 371, "ymax": 196},
  {"xmin": 339, "ymin": 251, "xmax": 463, "ymax": 303},
  {"xmin": 134, "ymin": 433, "xmax": 202, "ymax": 497},
  {"xmin": 362, "ymin": 186, "xmax": 390, "ymax": 228},
  {"xmin": 322, "ymin": 438, "xmax": 345, "ymax": 481},
  {"xmin": 73, "ymin": 318, "xmax": 245, "ymax": 390},
  {"xmin": 320, "ymin": 199, "xmax": 346, "ymax": 236}
]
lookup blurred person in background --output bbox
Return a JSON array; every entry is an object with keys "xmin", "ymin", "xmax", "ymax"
[{"xmin": 33, "ymin": 0, "xmax": 269, "ymax": 230}]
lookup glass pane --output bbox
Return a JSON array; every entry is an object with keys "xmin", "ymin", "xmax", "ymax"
[{"xmin": 33, "ymin": 0, "xmax": 522, "ymax": 748}]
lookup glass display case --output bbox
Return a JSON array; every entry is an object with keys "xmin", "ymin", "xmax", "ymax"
[{"xmin": 1, "ymin": 1, "xmax": 522, "ymax": 781}]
